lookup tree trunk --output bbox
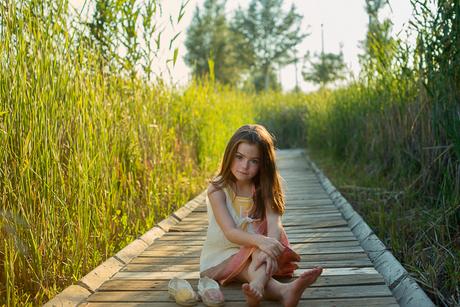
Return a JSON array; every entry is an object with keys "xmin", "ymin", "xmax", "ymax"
[{"xmin": 264, "ymin": 65, "xmax": 270, "ymax": 91}]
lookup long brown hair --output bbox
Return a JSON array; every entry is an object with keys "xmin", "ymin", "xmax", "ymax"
[{"xmin": 211, "ymin": 124, "xmax": 285, "ymax": 218}]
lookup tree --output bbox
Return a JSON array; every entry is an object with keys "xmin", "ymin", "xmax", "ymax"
[
  {"xmin": 302, "ymin": 51, "xmax": 347, "ymax": 88},
  {"xmin": 359, "ymin": 0, "xmax": 396, "ymax": 80},
  {"xmin": 242, "ymin": 69, "xmax": 281, "ymax": 92},
  {"xmin": 232, "ymin": 0, "xmax": 307, "ymax": 91},
  {"xmin": 184, "ymin": 0, "xmax": 248, "ymax": 85}
]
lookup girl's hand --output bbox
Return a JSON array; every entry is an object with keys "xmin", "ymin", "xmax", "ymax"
[
  {"xmin": 257, "ymin": 235, "xmax": 284, "ymax": 259},
  {"xmin": 265, "ymin": 254, "xmax": 279, "ymax": 276},
  {"xmin": 253, "ymin": 250, "xmax": 279, "ymax": 276}
]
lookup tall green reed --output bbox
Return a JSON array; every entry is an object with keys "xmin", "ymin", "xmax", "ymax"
[
  {"xmin": 305, "ymin": 1, "xmax": 459, "ymax": 304},
  {"xmin": 0, "ymin": 1, "xmax": 253, "ymax": 305}
]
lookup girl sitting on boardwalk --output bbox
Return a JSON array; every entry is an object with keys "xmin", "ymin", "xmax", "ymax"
[{"xmin": 200, "ymin": 124, "xmax": 323, "ymax": 306}]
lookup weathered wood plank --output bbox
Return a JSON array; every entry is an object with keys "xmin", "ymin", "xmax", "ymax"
[
  {"xmin": 111, "ymin": 268, "xmax": 379, "ymax": 281},
  {"xmin": 129, "ymin": 252, "xmax": 371, "ymax": 265},
  {"xmin": 97, "ymin": 273, "xmax": 385, "ymax": 291},
  {"xmin": 158, "ymin": 232, "xmax": 356, "ymax": 241},
  {"xmin": 141, "ymin": 244, "xmax": 364, "ymax": 257},
  {"xmin": 153, "ymin": 236, "xmax": 357, "ymax": 246},
  {"xmin": 87, "ymin": 284, "xmax": 392, "ymax": 302},
  {"xmin": 121, "ymin": 259, "xmax": 373, "ymax": 272},
  {"xmin": 85, "ymin": 296, "xmax": 399, "ymax": 306},
  {"xmin": 167, "ymin": 227, "xmax": 355, "ymax": 235}
]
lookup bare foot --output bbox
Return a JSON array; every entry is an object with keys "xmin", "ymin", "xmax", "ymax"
[
  {"xmin": 281, "ymin": 267, "xmax": 323, "ymax": 307},
  {"xmin": 242, "ymin": 283, "xmax": 263, "ymax": 307}
]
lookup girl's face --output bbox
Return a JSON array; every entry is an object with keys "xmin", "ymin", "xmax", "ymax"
[{"xmin": 231, "ymin": 142, "xmax": 261, "ymax": 183}]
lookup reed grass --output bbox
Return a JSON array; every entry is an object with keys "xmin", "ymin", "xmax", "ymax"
[
  {"xmin": 252, "ymin": 91, "xmax": 309, "ymax": 148},
  {"xmin": 304, "ymin": 1, "xmax": 459, "ymax": 304},
  {"xmin": 0, "ymin": 2, "xmax": 253, "ymax": 305}
]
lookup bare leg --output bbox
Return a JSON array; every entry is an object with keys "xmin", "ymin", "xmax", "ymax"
[
  {"xmin": 208, "ymin": 250, "xmax": 322, "ymax": 306},
  {"xmin": 263, "ymin": 267, "xmax": 323, "ymax": 307},
  {"xmin": 236, "ymin": 253, "xmax": 270, "ymax": 306}
]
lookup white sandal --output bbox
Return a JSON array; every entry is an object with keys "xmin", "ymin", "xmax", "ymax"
[
  {"xmin": 168, "ymin": 277, "xmax": 198, "ymax": 306},
  {"xmin": 198, "ymin": 277, "xmax": 225, "ymax": 307}
]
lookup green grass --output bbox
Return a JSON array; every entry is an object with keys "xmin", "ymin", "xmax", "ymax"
[
  {"xmin": 0, "ymin": 3, "xmax": 254, "ymax": 304},
  {"xmin": 302, "ymin": 2, "xmax": 460, "ymax": 300},
  {"xmin": 309, "ymin": 147, "xmax": 459, "ymax": 306}
]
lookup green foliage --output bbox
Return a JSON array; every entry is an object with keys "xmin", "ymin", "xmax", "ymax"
[
  {"xmin": 252, "ymin": 92, "xmax": 308, "ymax": 148},
  {"xmin": 184, "ymin": 0, "xmax": 247, "ymax": 85},
  {"xmin": 84, "ymin": 0, "xmax": 183, "ymax": 80},
  {"xmin": 359, "ymin": 0, "xmax": 397, "ymax": 81},
  {"xmin": 0, "ymin": 1, "xmax": 243, "ymax": 305},
  {"xmin": 242, "ymin": 69, "xmax": 281, "ymax": 92},
  {"xmin": 231, "ymin": 0, "xmax": 307, "ymax": 91},
  {"xmin": 302, "ymin": 51, "xmax": 347, "ymax": 88},
  {"xmin": 172, "ymin": 79, "xmax": 255, "ymax": 172},
  {"xmin": 412, "ymin": 0, "xmax": 460, "ymax": 161},
  {"xmin": 305, "ymin": 1, "xmax": 459, "ymax": 304}
]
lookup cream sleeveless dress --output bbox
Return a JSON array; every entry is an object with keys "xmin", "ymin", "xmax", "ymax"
[{"xmin": 199, "ymin": 186, "xmax": 255, "ymax": 273}]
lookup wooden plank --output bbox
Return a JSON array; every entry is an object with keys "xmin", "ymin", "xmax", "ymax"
[
  {"xmin": 97, "ymin": 273, "xmax": 385, "ymax": 291},
  {"xmin": 285, "ymin": 199, "xmax": 333, "ymax": 205},
  {"xmin": 286, "ymin": 193, "xmax": 331, "ymax": 199},
  {"xmin": 286, "ymin": 200, "xmax": 334, "ymax": 206},
  {"xmin": 87, "ymin": 284, "xmax": 392, "ymax": 302},
  {"xmin": 111, "ymin": 268, "xmax": 379, "ymax": 281},
  {"xmin": 147, "ymin": 238, "xmax": 359, "ymax": 248},
  {"xmin": 283, "ymin": 213, "xmax": 343, "ymax": 219},
  {"xmin": 284, "ymin": 208, "xmax": 340, "ymax": 214},
  {"xmin": 292, "ymin": 241, "xmax": 361, "ymax": 249},
  {"xmin": 289, "ymin": 232, "xmax": 355, "ymax": 238},
  {"xmin": 85, "ymin": 296, "xmax": 399, "ymax": 306},
  {"xmin": 282, "ymin": 220, "xmax": 348, "ymax": 228},
  {"xmin": 166, "ymin": 227, "xmax": 354, "ymax": 235},
  {"xmin": 166, "ymin": 227, "xmax": 355, "ymax": 236},
  {"xmin": 121, "ymin": 259, "xmax": 373, "ymax": 272},
  {"xmin": 141, "ymin": 243, "xmax": 364, "ymax": 257},
  {"xmin": 153, "ymin": 236, "xmax": 357, "ymax": 245},
  {"xmin": 282, "ymin": 216, "xmax": 345, "ymax": 223},
  {"xmin": 285, "ymin": 227, "xmax": 351, "ymax": 233},
  {"xmin": 157, "ymin": 232, "xmax": 356, "ymax": 241},
  {"xmin": 129, "ymin": 252, "xmax": 370, "ymax": 265},
  {"xmin": 129, "ymin": 257, "xmax": 200, "ymax": 264}
]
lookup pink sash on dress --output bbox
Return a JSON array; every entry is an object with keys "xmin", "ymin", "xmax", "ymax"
[{"xmin": 214, "ymin": 219, "xmax": 300, "ymax": 285}]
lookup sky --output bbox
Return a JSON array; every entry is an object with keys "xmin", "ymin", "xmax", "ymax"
[{"xmin": 70, "ymin": 0, "xmax": 415, "ymax": 92}]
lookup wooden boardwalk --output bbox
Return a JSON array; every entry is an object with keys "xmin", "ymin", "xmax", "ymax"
[{"xmin": 81, "ymin": 150, "xmax": 399, "ymax": 306}]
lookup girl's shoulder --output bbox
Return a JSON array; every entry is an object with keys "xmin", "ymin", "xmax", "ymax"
[
  {"xmin": 207, "ymin": 181, "xmax": 227, "ymax": 197},
  {"xmin": 207, "ymin": 183, "xmax": 229, "ymax": 207}
]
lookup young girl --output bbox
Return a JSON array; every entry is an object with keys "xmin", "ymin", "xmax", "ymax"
[{"xmin": 200, "ymin": 124, "xmax": 323, "ymax": 306}]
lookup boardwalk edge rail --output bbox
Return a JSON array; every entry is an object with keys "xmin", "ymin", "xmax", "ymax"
[
  {"xmin": 43, "ymin": 190, "xmax": 207, "ymax": 307},
  {"xmin": 304, "ymin": 151, "xmax": 435, "ymax": 307}
]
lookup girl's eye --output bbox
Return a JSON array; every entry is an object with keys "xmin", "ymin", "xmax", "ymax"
[
  {"xmin": 250, "ymin": 160, "xmax": 259, "ymax": 165},
  {"xmin": 235, "ymin": 155, "xmax": 243, "ymax": 160}
]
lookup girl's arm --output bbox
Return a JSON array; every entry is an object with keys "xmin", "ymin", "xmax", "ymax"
[
  {"xmin": 208, "ymin": 184, "xmax": 283, "ymax": 259},
  {"xmin": 266, "ymin": 201, "xmax": 282, "ymax": 241}
]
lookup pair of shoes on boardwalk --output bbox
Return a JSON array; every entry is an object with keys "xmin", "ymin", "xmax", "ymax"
[{"xmin": 168, "ymin": 276, "xmax": 225, "ymax": 306}]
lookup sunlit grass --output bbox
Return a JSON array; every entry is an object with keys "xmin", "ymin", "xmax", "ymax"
[
  {"xmin": 0, "ymin": 2, "xmax": 254, "ymax": 304},
  {"xmin": 304, "ymin": 7, "xmax": 460, "ymax": 301}
]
